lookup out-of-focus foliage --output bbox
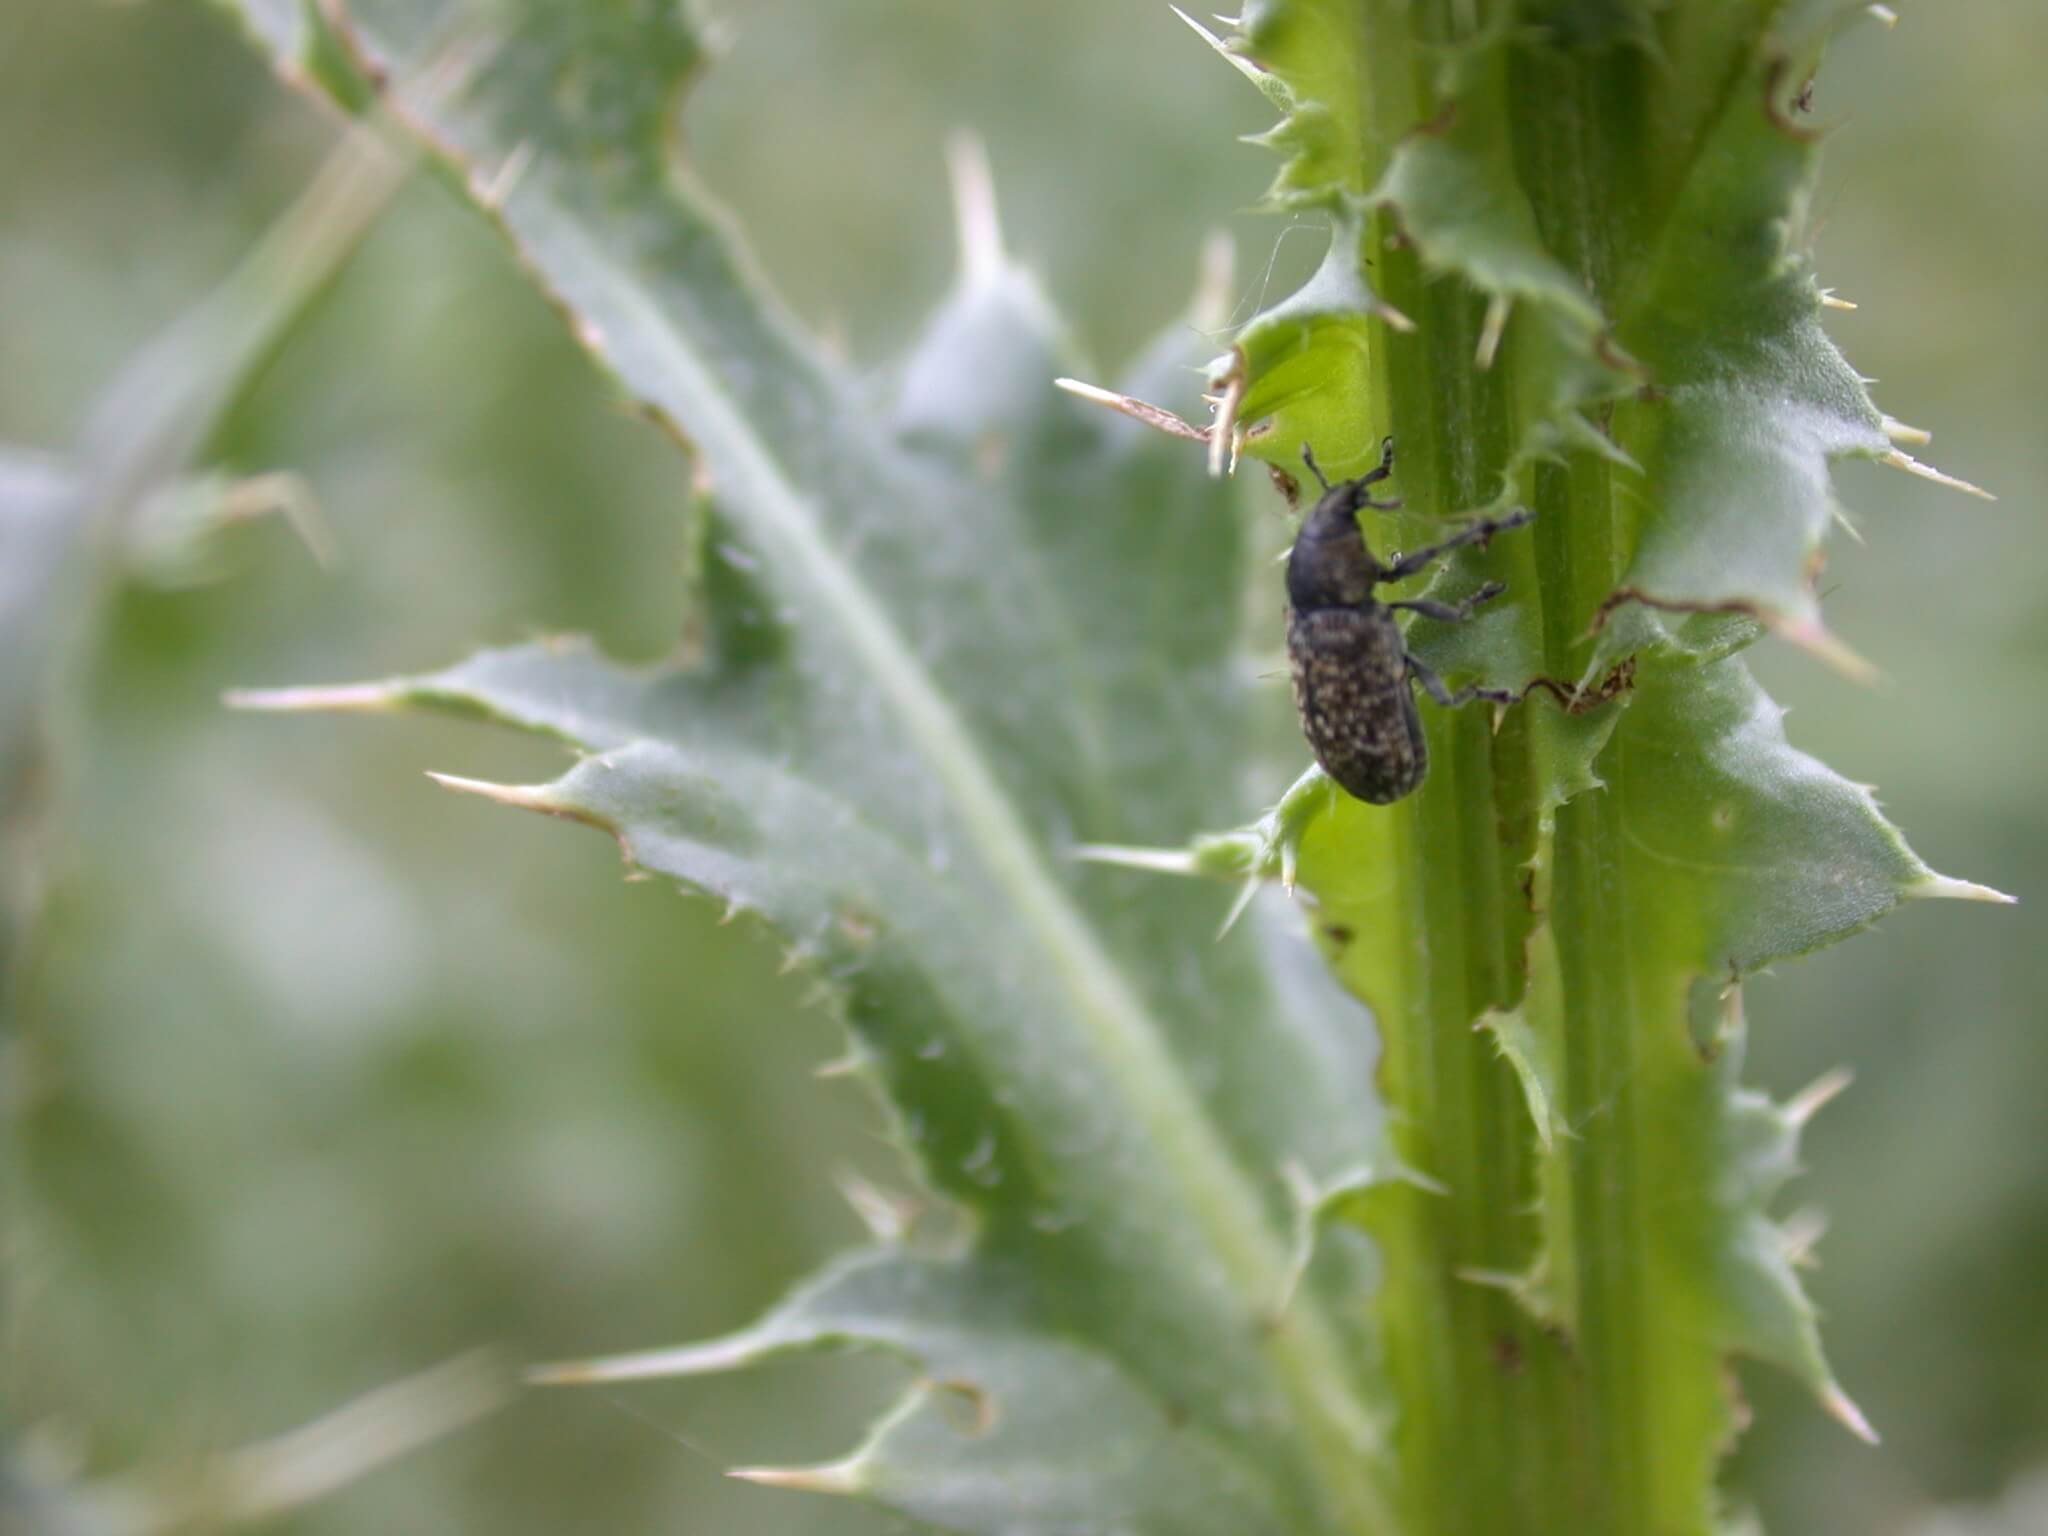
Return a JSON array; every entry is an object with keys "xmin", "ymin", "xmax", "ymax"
[
  {"xmin": 1909, "ymin": 1472, "xmax": 2048, "ymax": 1536},
  {"xmin": 1, "ymin": 3, "xmax": 2043, "ymax": 1535}
]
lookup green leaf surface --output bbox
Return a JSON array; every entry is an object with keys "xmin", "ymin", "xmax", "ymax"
[
  {"xmin": 219, "ymin": 3, "xmax": 1395, "ymax": 1530},
  {"xmin": 1594, "ymin": 16, "xmax": 1889, "ymax": 669},
  {"xmin": 540, "ymin": 1248, "xmax": 1299, "ymax": 1535},
  {"xmin": 1233, "ymin": 0, "xmax": 1375, "ymax": 208},
  {"xmin": 1601, "ymin": 653, "xmax": 1938, "ymax": 971}
]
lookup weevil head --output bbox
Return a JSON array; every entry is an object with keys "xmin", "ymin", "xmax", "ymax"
[{"xmin": 1286, "ymin": 481, "xmax": 1383, "ymax": 609}]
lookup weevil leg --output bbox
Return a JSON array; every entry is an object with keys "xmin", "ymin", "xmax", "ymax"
[
  {"xmin": 1387, "ymin": 581, "xmax": 1506, "ymax": 623},
  {"xmin": 1378, "ymin": 506, "xmax": 1535, "ymax": 583},
  {"xmin": 1407, "ymin": 653, "xmax": 1519, "ymax": 710}
]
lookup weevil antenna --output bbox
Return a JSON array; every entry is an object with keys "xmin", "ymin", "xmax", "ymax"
[
  {"xmin": 1361, "ymin": 435, "xmax": 1396, "ymax": 488},
  {"xmin": 1300, "ymin": 444, "xmax": 1331, "ymax": 493}
]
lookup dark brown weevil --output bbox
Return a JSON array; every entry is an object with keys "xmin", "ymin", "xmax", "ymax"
[{"xmin": 1285, "ymin": 438, "xmax": 1534, "ymax": 804}]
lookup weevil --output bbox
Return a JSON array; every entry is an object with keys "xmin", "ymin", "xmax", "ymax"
[{"xmin": 1286, "ymin": 437, "xmax": 1534, "ymax": 805}]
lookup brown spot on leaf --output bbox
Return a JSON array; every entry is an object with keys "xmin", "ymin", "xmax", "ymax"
[
  {"xmin": 1520, "ymin": 655, "xmax": 1635, "ymax": 715},
  {"xmin": 1593, "ymin": 332, "xmax": 1647, "ymax": 380},
  {"xmin": 929, "ymin": 1378, "xmax": 998, "ymax": 1436},
  {"xmin": 1410, "ymin": 99, "xmax": 1460, "ymax": 140},
  {"xmin": 1764, "ymin": 57, "xmax": 1823, "ymax": 142},
  {"xmin": 1587, "ymin": 586, "xmax": 1763, "ymax": 637}
]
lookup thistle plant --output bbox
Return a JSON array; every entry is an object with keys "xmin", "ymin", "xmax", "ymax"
[{"xmin": 211, "ymin": 2, "xmax": 2005, "ymax": 1534}]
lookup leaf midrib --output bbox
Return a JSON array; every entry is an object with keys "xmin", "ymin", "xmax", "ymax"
[{"xmin": 575, "ymin": 224, "xmax": 1388, "ymax": 1529}]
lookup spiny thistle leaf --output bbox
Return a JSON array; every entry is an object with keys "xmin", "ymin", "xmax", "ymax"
[
  {"xmin": 1597, "ymin": 654, "xmax": 1940, "ymax": 968},
  {"xmin": 217, "ymin": 2, "xmax": 1396, "ymax": 1530},
  {"xmin": 533, "ymin": 1248, "xmax": 1299, "ymax": 1534},
  {"xmin": 1592, "ymin": 17, "xmax": 1889, "ymax": 672},
  {"xmin": 1127, "ymin": 5, "xmax": 2010, "ymax": 1535}
]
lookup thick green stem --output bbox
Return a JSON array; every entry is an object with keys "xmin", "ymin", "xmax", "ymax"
[
  {"xmin": 1362, "ymin": 379, "xmax": 1730, "ymax": 1533},
  {"xmin": 1330, "ymin": 11, "xmax": 1734, "ymax": 1535}
]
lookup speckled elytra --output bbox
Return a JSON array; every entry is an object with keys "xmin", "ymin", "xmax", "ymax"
[{"xmin": 1285, "ymin": 438, "xmax": 1534, "ymax": 804}]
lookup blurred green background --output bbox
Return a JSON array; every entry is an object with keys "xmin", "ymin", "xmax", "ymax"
[{"xmin": 2, "ymin": 3, "xmax": 2042, "ymax": 1532}]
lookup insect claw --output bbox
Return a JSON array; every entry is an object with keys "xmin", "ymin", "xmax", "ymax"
[{"xmin": 1472, "ymin": 506, "xmax": 1534, "ymax": 549}]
